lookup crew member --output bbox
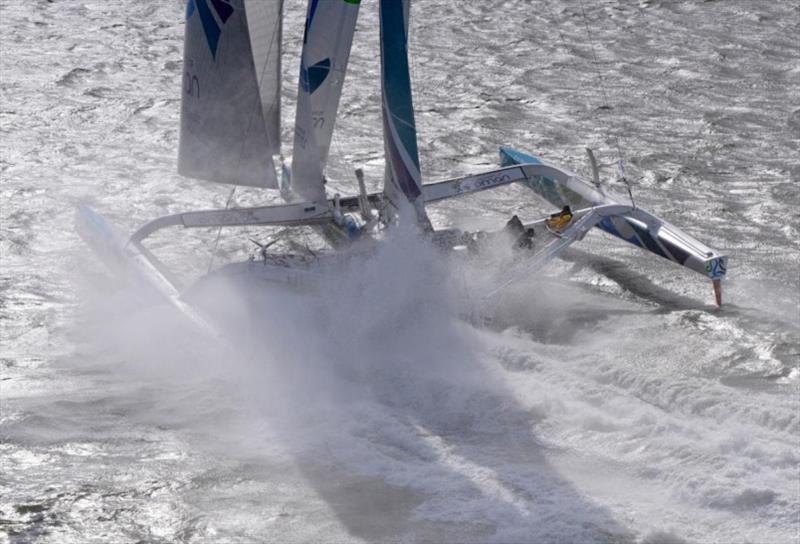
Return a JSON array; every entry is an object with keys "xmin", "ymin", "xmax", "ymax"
[
  {"xmin": 546, "ymin": 205, "xmax": 573, "ymax": 231},
  {"xmin": 515, "ymin": 227, "xmax": 535, "ymax": 249},
  {"xmin": 503, "ymin": 215, "xmax": 535, "ymax": 250},
  {"xmin": 342, "ymin": 213, "xmax": 363, "ymax": 240}
]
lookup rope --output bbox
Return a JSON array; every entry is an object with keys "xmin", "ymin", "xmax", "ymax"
[
  {"xmin": 576, "ymin": 0, "xmax": 634, "ymax": 206},
  {"xmin": 206, "ymin": 185, "xmax": 237, "ymax": 274}
]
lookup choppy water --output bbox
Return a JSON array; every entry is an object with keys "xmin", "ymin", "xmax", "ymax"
[{"xmin": 2, "ymin": 1, "xmax": 798, "ymax": 543}]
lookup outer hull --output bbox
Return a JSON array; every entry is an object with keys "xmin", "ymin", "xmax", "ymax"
[
  {"xmin": 499, "ymin": 147, "xmax": 727, "ymax": 281},
  {"xmin": 76, "ymin": 205, "xmax": 218, "ymax": 335}
]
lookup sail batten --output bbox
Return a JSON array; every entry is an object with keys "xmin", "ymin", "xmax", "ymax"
[{"xmin": 179, "ymin": 0, "xmax": 281, "ymax": 188}]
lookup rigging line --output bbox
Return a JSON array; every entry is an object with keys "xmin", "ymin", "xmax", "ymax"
[
  {"xmin": 541, "ymin": 2, "xmax": 606, "ymax": 171},
  {"xmin": 236, "ymin": 3, "xmax": 283, "ymax": 181},
  {"xmin": 406, "ymin": 3, "xmax": 426, "ymax": 174},
  {"xmin": 259, "ymin": 1, "xmax": 283, "ymax": 156},
  {"xmin": 330, "ymin": 117, "xmax": 354, "ymax": 196},
  {"xmin": 327, "ymin": 14, "xmax": 353, "ymax": 188},
  {"xmin": 328, "ymin": 14, "xmax": 354, "ymax": 196},
  {"xmin": 205, "ymin": 5, "xmax": 283, "ymax": 273},
  {"xmin": 206, "ymin": 185, "xmax": 237, "ymax": 274},
  {"xmin": 390, "ymin": 111, "xmax": 417, "ymax": 133}
]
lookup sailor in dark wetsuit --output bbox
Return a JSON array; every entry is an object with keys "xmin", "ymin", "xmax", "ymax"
[{"xmin": 504, "ymin": 214, "xmax": 535, "ymax": 250}]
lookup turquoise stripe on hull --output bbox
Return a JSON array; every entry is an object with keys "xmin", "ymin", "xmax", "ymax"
[
  {"xmin": 500, "ymin": 146, "xmax": 582, "ymax": 209},
  {"xmin": 499, "ymin": 146, "xmax": 543, "ymax": 167}
]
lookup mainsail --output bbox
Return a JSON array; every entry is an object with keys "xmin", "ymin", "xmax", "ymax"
[
  {"xmin": 246, "ymin": 0, "xmax": 283, "ymax": 156},
  {"xmin": 290, "ymin": 0, "xmax": 361, "ymax": 202},
  {"xmin": 179, "ymin": 0, "xmax": 281, "ymax": 188},
  {"xmin": 379, "ymin": 0, "xmax": 430, "ymax": 227}
]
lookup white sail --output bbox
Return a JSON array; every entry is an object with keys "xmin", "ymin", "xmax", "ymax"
[
  {"xmin": 290, "ymin": 0, "xmax": 361, "ymax": 202},
  {"xmin": 179, "ymin": 0, "xmax": 278, "ymax": 188},
  {"xmin": 246, "ymin": 0, "xmax": 282, "ymax": 156},
  {"xmin": 379, "ymin": 0, "xmax": 430, "ymax": 227},
  {"xmin": 290, "ymin": 76, "xmax": 325, "ymax": 201}
]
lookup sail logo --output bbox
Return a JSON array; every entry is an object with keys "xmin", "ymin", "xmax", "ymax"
[
  {"xmin": 300, "ymin": 58, "xmax": 331, "ymax": 94},
  {"xmin": 705, "ymin": 257, "xmax": 727, "ymax": 279},
  {"xmin": 186, "ymin": 0, "xmax": 234, "ymax": 59}
]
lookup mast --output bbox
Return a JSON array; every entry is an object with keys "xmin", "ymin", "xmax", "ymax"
[{"xmin": 379, "ymin": 0, "xmax": 430, "ymax": 227}]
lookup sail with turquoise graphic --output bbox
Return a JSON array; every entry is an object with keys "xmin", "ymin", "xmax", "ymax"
[
  {"xmin": 179, "ymin": 0, "xmax": 281, "ymax": 188},
  {"xmin": 378, "ymin": 0, "xmax": 430, "ymax": 227},
  {"xmin": 290, "ymin": 0, "xmax": 361, "ymax": 202}
]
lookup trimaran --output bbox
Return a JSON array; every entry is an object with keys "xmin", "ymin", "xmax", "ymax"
[{"xmin": 77, "ymin": 0, "xmax": 728, "ymax": 333}]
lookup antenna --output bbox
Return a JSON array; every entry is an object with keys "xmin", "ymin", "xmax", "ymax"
[
  {"xmin": 585, "ymin": 147, "xmax": 601, "ymax": 187},
  {"xmin": 617, "ymin": 158, "xmax": 636, "ymax": 209},
  {"xmin": 355, "ymin": 168, "xmax": 373, "ymax": 221},
  {"xmin": 577, "ymin": 0, "xmax": 634, "ymax": 208},
  {"xmin": 332, "ymin": 193, "xmax": 344, "ymax": 225}
]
